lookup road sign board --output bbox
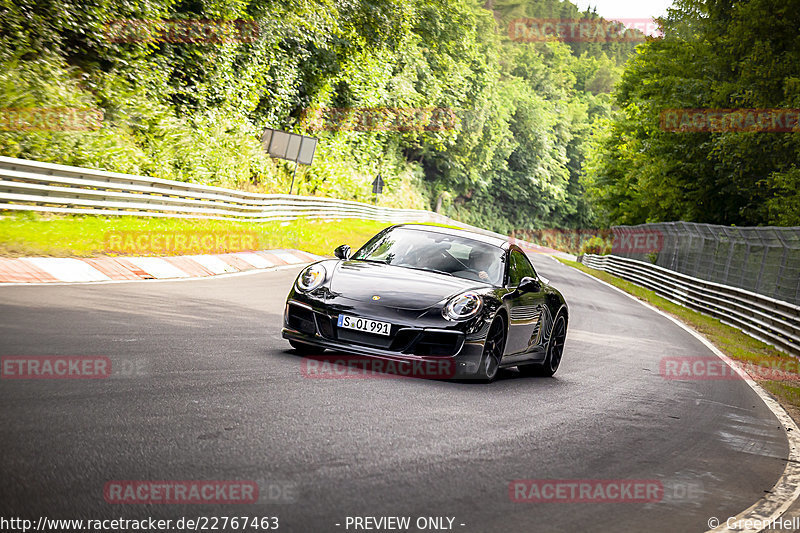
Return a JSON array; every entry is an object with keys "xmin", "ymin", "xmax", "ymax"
[
  {"xmin": 261, "ymin": 128, "xmax": 317, "ymax": 165},
  {"xmin": 372, "ymin": 174, "xmax": 385, "ymax": 195}
]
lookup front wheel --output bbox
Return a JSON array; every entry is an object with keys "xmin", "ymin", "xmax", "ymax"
[
  {"xmin": 479, "ymin": 316, "xmax": 506, "ymax": 382},
  {"xmin": 518, "ymin": 313, "xmax": 567, "ymax": 377},
  {"xmin": 289, "ymin": 339, "xmax": 323, "ymax": 355}
]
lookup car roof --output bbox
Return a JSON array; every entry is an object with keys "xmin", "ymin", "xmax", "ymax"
[{"xmin": 391, "ymin": 224, "xmax": 510, "ymax": 249}]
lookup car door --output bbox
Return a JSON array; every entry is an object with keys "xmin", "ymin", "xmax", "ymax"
[{"xmin": 503, "ymin": 249, "xmax": 547, "ymax": 359}]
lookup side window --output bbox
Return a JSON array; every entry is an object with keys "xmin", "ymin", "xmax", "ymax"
[{"xmin": 507, "ymin": 250, "xmax": 536, "ymax": 287}]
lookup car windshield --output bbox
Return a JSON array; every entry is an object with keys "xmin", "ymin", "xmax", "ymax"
[{"xmin": 352, "ymin": 227, "xmax": 505, "ymax": 285}]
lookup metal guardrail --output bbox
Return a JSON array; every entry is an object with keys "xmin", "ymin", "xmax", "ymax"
[
  {"xmin": 0, "ymin": 156, "xmax": 525, "ymax": 245},
  {"xmin": 0, "ymin": 156, "xmax": 453, "ymax": 224},
  {"xmin": 612, "ymin": 222, "xmax": 800, "ymax": 306},
  {"xmin": 580, "ymin": 254, "xmax": 800, "ymax": 357}
]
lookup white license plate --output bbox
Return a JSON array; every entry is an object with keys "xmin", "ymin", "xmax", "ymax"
[{"xmin": 337, "ymin": 315, "xmax": 391, "ymax": 336}]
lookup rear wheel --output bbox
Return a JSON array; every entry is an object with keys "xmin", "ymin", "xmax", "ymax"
[
  {"xmin": 289, "ymin": 340, "xmax": 322, "ymax": 355},
  {"xmin": 479, "ymin": 316, "xmax": 506, "ymax": 382},
  {"xmin": 518, "ymin": 313, "xmax": 566, "ymax": 377}
]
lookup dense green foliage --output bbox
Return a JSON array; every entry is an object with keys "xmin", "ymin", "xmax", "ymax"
[
  {"xmin": 3, "ymin": 0, "xmax": 797, "ymax": 231},
  {"xmin": 584, "ymin": 0, "xmax": 800, "ymax": 226},
  {"xmin": 0, "ymin": 0, "xmax": 639, "ymax": 231}
]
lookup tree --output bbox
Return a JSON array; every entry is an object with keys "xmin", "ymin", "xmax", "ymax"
[{"xmin": 585, "ymin": 0, "xmax": 800, "ymax": 226}]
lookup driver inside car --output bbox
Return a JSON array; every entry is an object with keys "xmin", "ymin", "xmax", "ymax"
[{"xmin": 469, "ymin": 247, "xmax": 497, "ymax": 282}]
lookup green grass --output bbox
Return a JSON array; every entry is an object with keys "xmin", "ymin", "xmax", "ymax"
[
  {"xmin": 557, "ymin": 257, "xmax": 800, "ymax": 420},
  {"xmin": 0, "ymin": 212, "xmax": 393, "ymax": 257},
  {"xmin": 762, "ymin": 382, "xmax": 800, "ymax": 416}
]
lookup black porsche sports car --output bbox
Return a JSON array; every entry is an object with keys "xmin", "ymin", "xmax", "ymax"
[{"xmin": 281, "ymin": 224, "xmax": 568, "ymax": 381}]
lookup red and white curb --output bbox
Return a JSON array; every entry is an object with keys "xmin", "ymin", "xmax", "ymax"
[{"xmin": 0, "ymin": 249, "xmax": 320, "ymax": 284}]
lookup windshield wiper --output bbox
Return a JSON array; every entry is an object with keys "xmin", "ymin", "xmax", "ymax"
[
  {"xmin": 359, "ymin": 259, "xmax": 454, "ymax": 277},
  {"xmin": 400, "ymin": 265, "xmax": 454, "ymax": 277}
]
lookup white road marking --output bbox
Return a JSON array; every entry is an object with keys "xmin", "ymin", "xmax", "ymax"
[{"xmin": 560, "ymin": 259, "xmax": 800, "ymax": 533}]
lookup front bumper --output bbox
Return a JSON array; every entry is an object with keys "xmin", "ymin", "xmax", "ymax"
[{"xmin": 281, "ymin": 300, "xmax": 486, "ymax": 377}]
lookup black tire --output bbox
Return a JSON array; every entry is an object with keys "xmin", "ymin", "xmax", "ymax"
[
  {"xmin": 479, "ymin": 316, "xmax": 506, "ymax": 382},
  {"xmin": 518, "ymin": 313, "xmax": 567, "ymax": 378},
  {"xmin": 289, "ymin": 340, "xmax": 323, "ymax": 355}
]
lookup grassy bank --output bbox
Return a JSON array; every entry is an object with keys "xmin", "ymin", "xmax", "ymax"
[
  {"xmin": 557, "ymin": 257, "xmax": 800, "ymax": 421},
  {"xmin": 0, "ymin": 213, "xmax": 392, "ymax": 258}
]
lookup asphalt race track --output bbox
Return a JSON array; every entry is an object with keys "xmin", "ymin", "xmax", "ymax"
[{"xmin": 0, "ymin": 256, "xmax": 790, "ymax": 532}]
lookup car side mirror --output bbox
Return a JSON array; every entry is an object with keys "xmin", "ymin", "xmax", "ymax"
[
  {"xmin": 518, "ymin": 276, "xmax": 541, "ymax": 293},
  {"xmin": 334, "ymin": 244, "xmax": 351, "ymax": 260}
]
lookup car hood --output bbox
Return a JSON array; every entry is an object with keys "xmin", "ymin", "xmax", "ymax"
[{"xmin": 329, "ymin": 260, "xmax": 485, "ymax": 310}]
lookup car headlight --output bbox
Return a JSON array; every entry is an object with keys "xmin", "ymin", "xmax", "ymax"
[
  {"xmin": 296, "ymin": 264, "xmax": 326, "ymax": 292},
  {"xmin": 443, "ymin": 291, "xmax": 483, "ymax": 321}
]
